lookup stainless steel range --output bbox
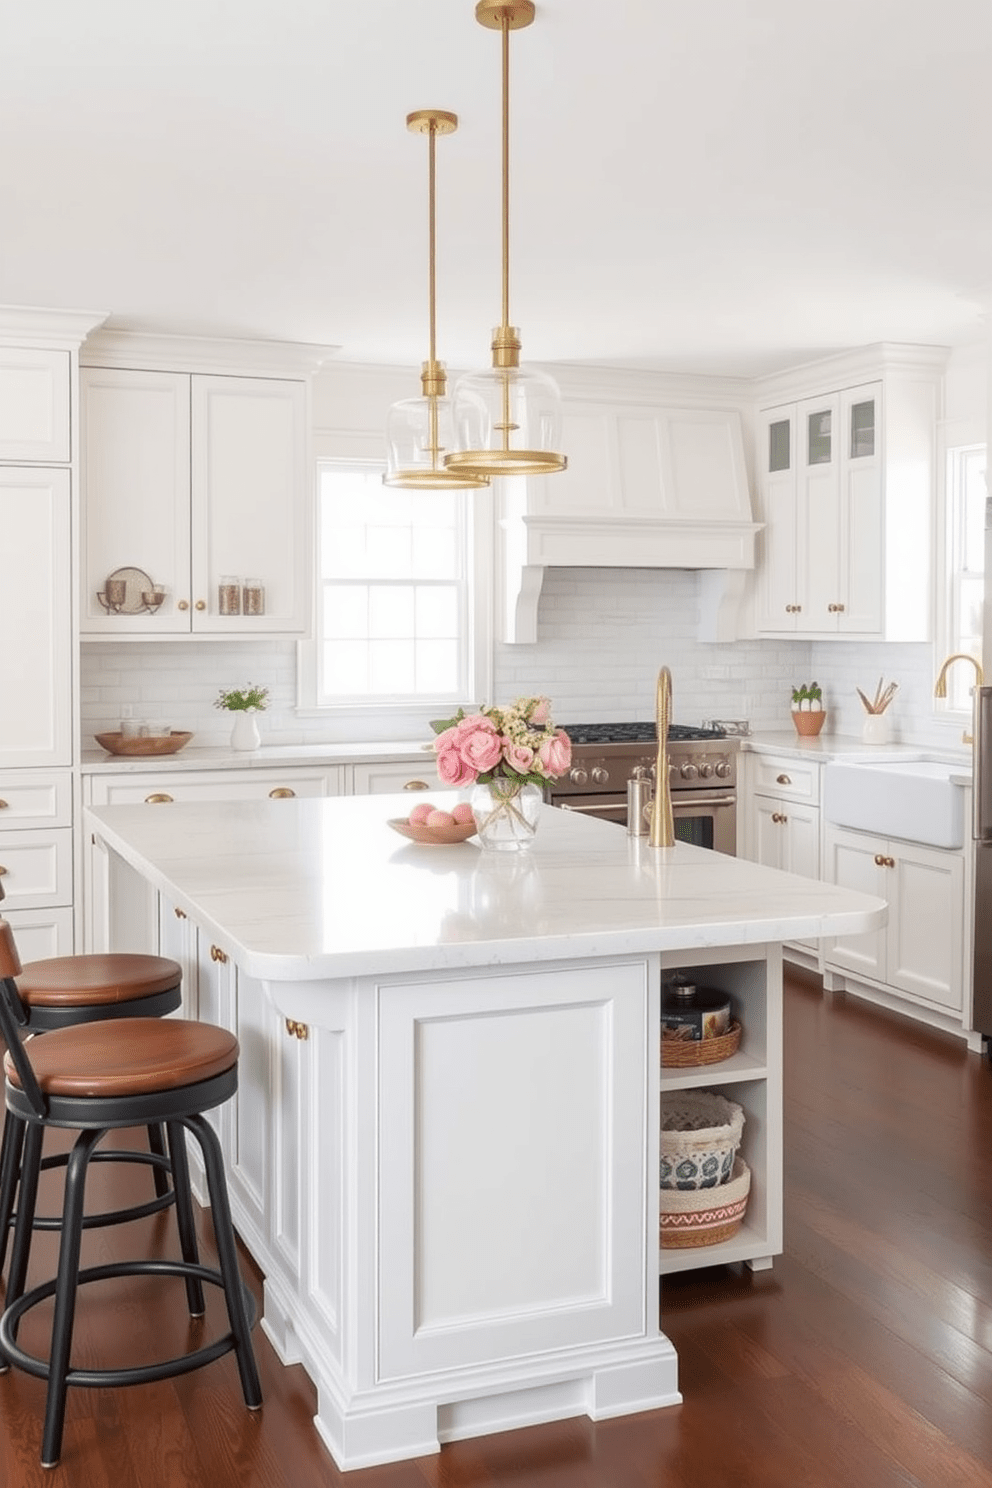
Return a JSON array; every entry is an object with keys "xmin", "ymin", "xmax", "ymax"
[{"xmin": 550, "ymin": 722, "xmax": 739, "ymax": 854}]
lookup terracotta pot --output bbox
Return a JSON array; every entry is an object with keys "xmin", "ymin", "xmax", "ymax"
[{"xmin": 792, "ymin": 709, "xmax": 826, "ymax": 738}]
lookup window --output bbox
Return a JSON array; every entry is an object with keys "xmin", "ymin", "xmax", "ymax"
[
  {"xmin": 299, "ymin": 460, "xmax": 492, "ymax": 720},
  {"xmin": 939, "ymin": 441, "xmax": 987, "ymax": 714}
]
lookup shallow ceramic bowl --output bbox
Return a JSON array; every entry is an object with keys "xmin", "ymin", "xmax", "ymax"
[
  {"xmin": 388, "ymin": 817, "xmax": 476, "ymax": 846},
  {"xmin": 94, "ymin": 731, "xmax": 194, "ymax": 757}
]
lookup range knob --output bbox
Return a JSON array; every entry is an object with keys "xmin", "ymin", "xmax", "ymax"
[
  {"xmin": 591, "ymin": 766, "xmax": 609, "ymax": 786},
  {"xmin": 680, "ymin": 762, "xmax": 698, "ymax": 781},
  {"xmin": 698, "ymin": 762, "xmax": 714, "ymax": 779},
  {"xmin": 715, "ymin": 760, "xmax": 732, "ymax": 779},
  {"xmin": 569, "ymin": 766, "xmax": 588, "ymax": 786}
]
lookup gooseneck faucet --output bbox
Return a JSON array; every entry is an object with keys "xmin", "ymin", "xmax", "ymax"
[
  {"xmin": 934, "ymin": 652, "xmax": 985, "ymax": 746},
  {"xmin": 648, "ymin": 667, "xmax": 675, "ymax": 848}
]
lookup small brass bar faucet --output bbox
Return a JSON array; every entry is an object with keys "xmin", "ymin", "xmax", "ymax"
[
  {"xmin": 934, "ymin": 652, "xmax": 984, "ymax": 745},
  {"xmin": 648, "ymin": 667, "xmax": 675, "ymax": 848}
]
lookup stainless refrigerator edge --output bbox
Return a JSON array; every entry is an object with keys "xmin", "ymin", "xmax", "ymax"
[{"xmin": 974, "ymin": 495, "xmax": 992, "ymax": 1040}]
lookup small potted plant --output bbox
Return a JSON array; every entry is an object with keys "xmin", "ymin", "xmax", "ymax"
[
  {"xmin": 215, "ymin": 684, "xmax": 269, "ymax": 752},
  {"xmin": 790, "ymin": 681, "xmax": 826, "ymax": 738}
]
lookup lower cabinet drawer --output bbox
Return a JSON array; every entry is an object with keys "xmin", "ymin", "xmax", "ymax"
[
  {"xmin": 0, "ymin": 771, "xmax": 73, "ymax": 828},
  {"xmin": 3, "ymin": 906, "xmax": 74, "ymax": 960},
  {"xmin": 751, "ymin": 755, "xmax": 820, "ymax": 805},
  {"xmin": 88, "ymin": 771, "xmax": 334, "ymax": 807},
  {"xmin": 0, "ymin": 827, "xmax": 73, "ymax": 909}
]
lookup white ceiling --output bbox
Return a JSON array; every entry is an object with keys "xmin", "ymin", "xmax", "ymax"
[{"xmin": 4, "ymin": 0, "xmax": 991, "ymax": 378}]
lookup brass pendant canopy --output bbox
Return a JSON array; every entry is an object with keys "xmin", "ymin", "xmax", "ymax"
[
  {"xmin": 445, "ymin": 0, "xmax": 567, "ymax": 479},
  {"xmin": 384, "ymin": 109, "xmax": 490, "ymax": 490}
]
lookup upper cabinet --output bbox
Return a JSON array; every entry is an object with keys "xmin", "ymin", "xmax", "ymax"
[
  {"xmin": 0, "ymin": 348, "xmax": 71, "ymax": 463},
  {"xmin": 754, "ymin": 347, "xmax": 945, "ymax": 641},
  {"xmin": 80, "ymin": 364, "xmax": 310, "ymax": 637}
]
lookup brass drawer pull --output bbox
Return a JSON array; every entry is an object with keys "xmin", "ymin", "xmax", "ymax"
[
  {"xmin": 402, "ymin": 780, "xmax": 430, "ymax": 791},
  {"xmin": 269, "ymin": 788, "xmax": 296, "ymax": 799},
  {"xmin": 144, "ymin": 793, "xmax": 174, "ymax": 805},
  {"xmin": 285, "ymin": 1019, "xmax": 309, "ymax": 1040},
  {"xmin": 0, "ymin": 799, "xmax": 8, "ymax": 809},
  {"xmin": 174, "ymin": 907, "xmax": 187, "ymax": 919},
  {"xmin": 775, "ymin": 774, "xmax": 791, "ymax": 786},
  {"xmin": 210, "ymin": 945, "xmax": 228, "ymax": 964}
]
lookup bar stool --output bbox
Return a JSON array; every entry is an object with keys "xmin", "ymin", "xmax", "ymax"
[
  {"xmin": 0, "ymin": 936, "xmax": 184, "ymax": 1271},
  {"xmin": 0, "ymin": 915, "xmax": 261, "ymax": 1467}
]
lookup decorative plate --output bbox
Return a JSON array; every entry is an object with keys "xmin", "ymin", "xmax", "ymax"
[
  {"xmin": 97, "ymin": 566, "xmax": 162, "ymax": 615},
  {"xmin": 387, "ymin": 817, "xmax": 476, "ymax": 846},
  {"xmin": 94, "ymin": 731, "xmax": 194, "ymax": 757}
]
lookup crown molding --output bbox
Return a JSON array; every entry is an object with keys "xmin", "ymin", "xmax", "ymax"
[
  {"xmin": 0, "ymin": 306, "xmax": 108, "ymax": 349},
  {"xmin": 752, "ymin": 341, "xmax": 951, "ymax": 407},
  {"xmin": 81, "ymin": 328, "xmax": 339, "ymax": 377}
]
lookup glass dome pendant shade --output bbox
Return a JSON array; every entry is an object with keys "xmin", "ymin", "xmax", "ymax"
[
  {"xmin": 445, "ymin": 0, "xmax": 566, "ymax": 480},
  {"xmin": 383, "ymin": 110, "xmax": 489, "ymax": 491}
]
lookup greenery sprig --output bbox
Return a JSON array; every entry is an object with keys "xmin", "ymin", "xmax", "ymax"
[{"xmin": 214, "ymin": 684, "xmax": 269, "ymax": 712}]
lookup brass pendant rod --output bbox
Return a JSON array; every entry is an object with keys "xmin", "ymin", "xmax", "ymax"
[
  {"xmin": 427, "ymin": 118, "xmax": 438, "ymax": 369},
  {"xmin": 500, "ymin": 12, "xmax": 511, "ymax": 334}
]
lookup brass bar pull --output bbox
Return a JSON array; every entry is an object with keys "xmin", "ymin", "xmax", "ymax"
[
  {"xmin": 285, "ymin": 1019, "xmax": 309, "ymax": 1040},
  {"xmin": 775, "ymin": 775, "xmax": 791, "ymax": 785},
  {"xmin": 210, "ymin": 945, "xmax": 228, "ymax": 964},
  {"xmin": 144, "ymin": 793, "xmax": 174, "ymax": 804},
  {"xmin": 402, "ymin": 780, "xmax": 430, "ymax": 791},
  {"xmin": 269, "ymin": 788, "xmax": 296, "ymax": 799}
]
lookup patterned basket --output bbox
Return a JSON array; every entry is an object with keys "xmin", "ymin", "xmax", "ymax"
[
  {"xmin": 662, "ymin": 1020, "xmax": 742, "ymax": 1068},
  {"xmin": 659, "ymin": 1157, "xmax": 750, "ymax": 1248},
  {"xmin": 660, "ymin": 1090, "xmax": 744, "ymax": 1189}
]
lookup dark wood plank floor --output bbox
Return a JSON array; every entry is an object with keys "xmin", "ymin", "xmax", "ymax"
[{"xmin": 4, "ymin": 970, "xmax": 992, "ymax": 1486}]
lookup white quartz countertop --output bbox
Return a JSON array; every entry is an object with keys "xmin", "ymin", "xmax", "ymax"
[
  {"xmin": 86, "ymin": 792, "xmax": 887, "ymax": 981},
  {"xmin": 79, "ymin": 739, "xmax": 429, "ymax": 774}
]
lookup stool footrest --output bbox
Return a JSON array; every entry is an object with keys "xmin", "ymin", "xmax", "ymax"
[
  {"xmin": 9, "ymin": 1149, "xmax": 176, "ymax": 1231},
  {"xmin": 0, "ymin": 1258, "xmax": 258, "ymax": 1388}
]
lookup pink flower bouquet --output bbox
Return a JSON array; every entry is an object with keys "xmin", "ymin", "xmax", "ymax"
[{"xmin": 430, "ymin": 696, "xmax": 572, "ymax": 789}]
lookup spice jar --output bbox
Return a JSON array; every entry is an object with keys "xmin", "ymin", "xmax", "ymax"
[
  {"xmin": 218, "ymin": 576, "xmax": 241, "ymax": 615},
  {"xmin": 242, "ymin": 577, "xmax": 265, "ymax": 616}
]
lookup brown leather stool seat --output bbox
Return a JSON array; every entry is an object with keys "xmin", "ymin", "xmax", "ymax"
[
  {"xmin": 0, "ymin": 917, "xmax": 261, "ymax": 1468},
  {"xmin": 0, "ymin": 943, "xmax": 184, "ymax": 1271}
]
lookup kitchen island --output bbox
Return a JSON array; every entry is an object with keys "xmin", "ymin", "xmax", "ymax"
[{"xmin": 85, "ymin": 792, "xmax": 886, "ymax": 1472}]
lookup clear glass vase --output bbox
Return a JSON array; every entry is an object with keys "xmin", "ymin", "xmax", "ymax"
[{"xmin": 470, "ymin": 779, "xmax": 542, "ymax": 852}]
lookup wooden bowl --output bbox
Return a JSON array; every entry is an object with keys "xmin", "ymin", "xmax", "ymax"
[
  {"xmin": 94, "ymin": 731, "xmax": 194, "ymax": 757},
  {"xmin": 387, "ymin": 817, "xmax": 476, "ymax": 846}
]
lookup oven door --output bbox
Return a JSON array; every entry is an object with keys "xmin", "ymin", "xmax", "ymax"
[
  {"xmin": 554, "ymin": 794, "xmax": 627, "ymax": 825},
  {"xmin": 671, "ymin": 792, "xmax": 737, "ymax": 855}
]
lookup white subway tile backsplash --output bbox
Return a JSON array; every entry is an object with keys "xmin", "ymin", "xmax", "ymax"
[{"xmin": 80, "ymin": 570, "xmax": 955, "ymax": 748}]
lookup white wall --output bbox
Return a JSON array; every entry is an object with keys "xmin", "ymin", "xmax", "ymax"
[{"xmin": 79, "ymin": 345, "xmax": 988, "ymax": 753}]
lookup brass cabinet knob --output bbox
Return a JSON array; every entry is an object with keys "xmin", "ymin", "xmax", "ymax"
[
  {"xmin": 174, "ymin": 906, "xmax": 187, "ymax": 919},
  {"xmin": 0, "ymin": 799, "xmax": 8, "ymax": 809},
  {"xmin": 775, "ymin": 774, "xmax": 791, "ymax": 785},
  {"xmin": 402, "ymin": 780, "xmax": 430, "ymax": 791},
  {"xmin": 874, "ymin": 853, "xmax": 895, "ymax": 867},
  {"xmin": 144, "ymin": 793, "xmax": 174, "ymax": 804},
  {"xmin": 285, "ymin": 1019, "xmax": 309, "ymax": 1040},
  {"xmin": 0, "ymin": 865, "xmax": 7, "ymax": 876},
  {"xmin": 885, "ymin": 855, "xmax": 895, "ymax": 868},
  {"xmin": 195, "ymin": 600, "xmax": 206, "ymax": 611},
  {"xmin": 269, "ymin": 788, "xmax": 296, "ymax": 799},
  {"xmin": 828, "ymin": 602, "xmax": 847, "ymax": 613},
  {"xmin": 771, "ymin": 812, "xmax": 787, "ymax": 824},
  {"xmin": 210, "ymin": 945, "xmax": 228, "ymax": 964},
  {"xmin": 177, "ymin": 600, "xmax": 189, "ymax": 611}
]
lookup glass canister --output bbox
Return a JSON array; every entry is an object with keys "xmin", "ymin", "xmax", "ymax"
[
  {"xmin": 218, "ymin": 576, "xmax": 241, "ymax": 615},
  {"xmin": 242, "ymin": 577, "xmax": 265, "ymax": 616}
]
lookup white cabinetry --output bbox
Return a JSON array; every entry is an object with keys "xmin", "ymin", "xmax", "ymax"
[
  {"xmin": 823, "ymin": 824, "xmax": 965, "ymax": 1016},
  {"xmin": 659, "ymin": 949, "xmax": 783, "ymax": 1275},
  {"xmin": 0, "ymin": 347, "xmax": 71, "ymax": 462},
  {"xmin": 80, "ymin": 366, "xmax": 309, "ymax": 637},
  {"xmin": 754, "ymin": 348, "xmax": 944, "ymax": 640},
  {"xmin": 743, "ymin": 753, "xmax": 822, "ymax": 954},
  {"xmin": 351, "ymin": 759, "xmax": 435, "ymax": 794}
]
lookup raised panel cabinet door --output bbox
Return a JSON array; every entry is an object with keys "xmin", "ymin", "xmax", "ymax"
[
  {"xmin": 750, "ymin": 795, "xmax": 788, "ymax": 873},
  {"xmin": 0, "ymin": 348, "xmax": 70, "ymax": 462},
  {"xmin": 838, "ymin": 382, "xmax": 883, "ymax": 635},
  {"xmin": 190, "ymin": 375, "xmax": 308, "ymax": 634},
  {"xmin": 823, "ymin": 827, "xmax": 887, "ymax": 980},
  {"xmin": 0, "ymin": 468, "xmax": 72, "ymax": 767},
  {"xmin": 887, "ymin": 844, "xmax": 963, "ymax": 1011},
  {"xmin": 783, "ymin": 802, "xmax": 820, "ymax": 882},
  {"xmin": 80, "ymin": 368, "xmax": 192, "ymax": 633},
  {"xmin": 2, "ymin": 907, "xmax": 74, "ymax": 961}
]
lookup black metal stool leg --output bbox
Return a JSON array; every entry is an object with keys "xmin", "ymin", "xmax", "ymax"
[
  {"xmin": 146, "ymin": 1123, "xmax": 171, "ymax": 1199},
  {"xmin": 0, "ymin": 1120, "xmax": 44, "ymax": 1376},
  {"xmin": 42, "ymin": 1127, "xmax": 102, "ymax": 1469},
  {"xmin": 190, "ymin": 1113, "xmax": 262, "ymax": 1409},
  {"xmin": 165, "ymin": 1121, "xmax": 205, "ymax": 1316},
  {"xmin": 0, "ymin": 1110, "xmax": 25, "ymax": 1273}
]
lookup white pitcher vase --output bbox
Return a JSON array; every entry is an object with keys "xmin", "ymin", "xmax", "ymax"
[{"xmin": 230, "ymin": 709, "xmax": 261, "ymax": 752}]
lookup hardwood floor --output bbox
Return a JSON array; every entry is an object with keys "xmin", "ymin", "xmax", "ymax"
[{"xmin": 4, "ymin": 971, "xmax": 992, "ymax": 1486}]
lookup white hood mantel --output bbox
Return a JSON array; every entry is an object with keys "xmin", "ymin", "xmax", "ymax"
[{"xmin": 495, "ymin": 398, "xmax": 760, "ymax": 643}]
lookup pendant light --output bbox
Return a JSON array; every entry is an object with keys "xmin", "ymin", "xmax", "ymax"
[
  {"xmin": 445, "ymin": 1, "xmax": 567, "ymax": 479},
  {"xmin": 383, "ymin": 110, "xmax": 490, "ymax": 490}
]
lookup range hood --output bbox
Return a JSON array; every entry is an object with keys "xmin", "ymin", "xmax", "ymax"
[{"xmin": 494, "ymin": 401, "xmax": 761, "ymax": 643}]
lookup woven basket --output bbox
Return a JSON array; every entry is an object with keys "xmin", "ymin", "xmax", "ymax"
[
  {"xmin": 662, "ymin": 1020, "xmax": 742, "ymax": 1068},
  {"xmin": 660, "ymin": 1090, "xmax": 744, "ymax": 1189},
  {"xmin": 792, "ymin": 709, "xmax": 826, "ymax": 737},
  {"xmin": 659, "ymin": 1157, "xmax": 750, "ymax": 1248}
]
